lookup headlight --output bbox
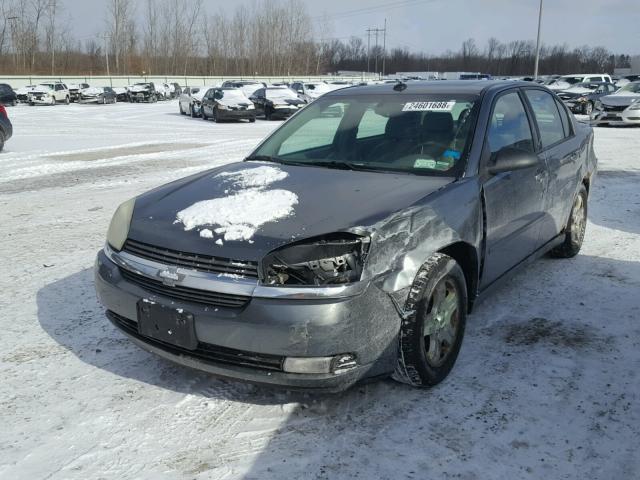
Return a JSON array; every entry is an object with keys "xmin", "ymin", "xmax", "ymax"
[
  {"xmin": 218, "ymin": 104, "xmax": 228, "ymax": 110},
  {"xmin": 107, "ymin": 198, "xmax": 136, "ymax": 251},
  {"xmin": 247, "ymin": 104, "xmax": 255, "ymax": 109},
  {"xmin": 261, "ymin": 234, "xmax": 370, "ymax": 286},
  {"xmin": 594, "ymin": 100, "xmax": 603, "ymax": 110},
  {"xmin": 577, "ymin": 96, "xmax": 588, "ymax": 102},
  {"xmin": 629, "ymin": 100, "xmax": 640, "ymax": 110}
]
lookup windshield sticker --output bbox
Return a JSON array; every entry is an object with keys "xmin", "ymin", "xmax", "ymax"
[
  {"xmin": 414, "ymin": 158, "xmax": 437, "ymax": 169},
  {"xmin": 402, "ymin": 101, "xmax": 455, "ymax": 112}
]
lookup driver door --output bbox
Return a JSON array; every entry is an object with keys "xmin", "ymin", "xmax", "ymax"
[{"xmin": 480, "ymin": 90, "xmax": 548, "ymax": 288}]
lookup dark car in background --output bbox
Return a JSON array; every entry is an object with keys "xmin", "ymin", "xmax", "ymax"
[
  {"xmin": 249, "ymin": 86, "xmax": 306, "ymax": 119},
  {"xmin": 0, "ymin": 84, "xmax": 17, "ymax": 106},
  {"xmin": 557, "ymin": 82, "xmax": 617, "ymax": 114},
  {"xmin": 79, "ymin": 86, "xmax": 118, "ymax": 104},
  {"xmin": 201, "ymin": 87, "xmax": 256, "ymax": 123},
  {"xmin": 95, "ymin": 81, "xmax": 596, "ymax": 392},
  {"xmin": 0, "ymin": 104, "xmax": 13, "ymax": 151},
  {"xmin": 129, "ymin": 82, "xmax": 157, "ymax": 103}
]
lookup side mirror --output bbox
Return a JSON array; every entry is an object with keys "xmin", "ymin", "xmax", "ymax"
[{"xmin": 488, "ymin": 147, "xmax": 538, "ymax": 175}]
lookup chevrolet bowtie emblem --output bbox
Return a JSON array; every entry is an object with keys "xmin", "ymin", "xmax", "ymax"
[{"xmin": 157, "ymin": 267, "xmax": 184, "ymax": 286}]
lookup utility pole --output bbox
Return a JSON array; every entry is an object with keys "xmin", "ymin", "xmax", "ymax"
[
  {"xmin": 533, "ymin": 0, "xmax": 543, "ymax": 80},
  {"xmin": 382, "ymin": 18, "xmax": 387, "ymax": 77},
  {"xmin": 7, "ymin": 16, "xmax": 18, "ymax": 72},
  {"xmin": 366, "ymin": 28, "xmax": 372, "ymax": 75},
  {"xmin": 103, "ymin": 34, "xmax": 111, "ymax": 79}
]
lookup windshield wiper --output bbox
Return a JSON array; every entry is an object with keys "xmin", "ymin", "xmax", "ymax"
[
  {"xmin": 244, "ymin": 154, "xmax": 286, "ymax": 164},
  {"xmin": 310, "ymin": 160, "xmax": 367, "ymax": 171}
]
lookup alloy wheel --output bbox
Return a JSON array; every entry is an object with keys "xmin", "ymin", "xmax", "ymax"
[{"xmin": 423, "ymin": 279, "xmax": 460, "ymax": 367}]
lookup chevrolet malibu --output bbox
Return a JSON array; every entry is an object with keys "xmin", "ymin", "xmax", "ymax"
[{"xmin": 95, "ymin": 81, "xmax": 597, "ymax": 391}]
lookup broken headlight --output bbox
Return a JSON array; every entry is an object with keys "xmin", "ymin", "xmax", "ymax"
[{"xmin": 261, "ymin": 233, "xmax": 370, "ymax": 286}]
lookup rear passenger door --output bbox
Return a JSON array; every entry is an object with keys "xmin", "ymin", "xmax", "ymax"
[
  {"xmin": 480, "ymin": 90, "xmax": 548, "ymax": 287},
  {"xmin": 523, "ymin": 89, "xmax": 580, "ymax": 245}
]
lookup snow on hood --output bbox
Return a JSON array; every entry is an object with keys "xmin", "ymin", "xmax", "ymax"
[
  {"xmin": 112, "ymin": 87, "xmax": 127, "ymax": 94},
  {"xmin": 129, "ymin": 84, "xmax": 151, "ymax": 92},
  {"xmin": 16, "ymin": 86, "xmax": 36, "ymax": 94},
  {"xmin": 81, "ymin": 87, "xmax": 103, "ymax": 96},
  {"xmin": 175, "ymin": 166, "xmax": 298, "ymax": 243},
  {"xmin": 32, "ymin": 85, "xmax": 54, "ymax": 93},
  {"xmin": 563, "ymin": 86, "xmax": 594, "ymax": 95}
]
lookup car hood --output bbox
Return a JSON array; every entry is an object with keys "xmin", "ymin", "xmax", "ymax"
[
  {"xmin": 81, "ymin": 87, "xmax": 103, "ymax": 96},
  {"xmin": 31, "ymin": 87, "xmax": 52, "ymax": 93},
  {"xmin": 560, "ymin": 87, "xmax": 593, "ymax": 96},
  {"xmin": 128, "ymin": 162, "xmax": 453, "ymax": 262},
  {"xmin": 600, "ymin": 93, "xmax": 640, "ymax": 107}
]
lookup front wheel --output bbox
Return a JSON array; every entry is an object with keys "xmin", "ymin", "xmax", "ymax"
[
  {"xmin": 249, "ymin": 116, "xmax": 256, "ymax": 123},
  {"xmin": 0, "ymin": 131, "xmax": 5, "ymax": 152},
  {"xmin": 190, "ymin": 105, "xmax": 197, "ymax": 118},
  {"xmin": 393, "ymin": 253, "xmax": 467, "ymax": 387},
  {"xmin": 550, "ymin": 185, "xmax": 588, "ymax": 258},
  {"xmin": 65, "ymin": 96, "xmax": 70, "ymax": 105}
]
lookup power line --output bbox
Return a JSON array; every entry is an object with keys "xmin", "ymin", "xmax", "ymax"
[{"xmin": 313, "ymin": 0, "xmax": 433, "ymax": 21}]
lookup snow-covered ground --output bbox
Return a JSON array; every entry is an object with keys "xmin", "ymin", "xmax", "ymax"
[{"xmin": 0, "ymin": 102, "xmax": 638, "ymax": 479}]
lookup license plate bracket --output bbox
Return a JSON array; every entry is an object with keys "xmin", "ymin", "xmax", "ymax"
[{"xmin": 137, "ymin": 300, "xmax": 197, "ymax": 350}]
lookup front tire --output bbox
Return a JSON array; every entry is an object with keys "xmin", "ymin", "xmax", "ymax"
[
  {"xmin": 550, "ymin": 184, "xmax": 588, "ymax": 258},
  {"xmin": 393, "ymin": 253, "xmax": 467, "ymax": 387},
  {"xmin": 0, "ymin": 131, "xmax": 5, "ymax": 152}
]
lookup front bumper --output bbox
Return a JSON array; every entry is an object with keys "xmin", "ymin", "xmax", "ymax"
[
  {"xmin": 269, "ymin": 107, "xmax": 301, "ymax": 118},
  {"xmin": 94, "ymin": 249, "xmax": 400, "ymax": 391},
  {"xmin": 79, "ymin": 96, "xmax": 100, "ymax": 104},
  {"xmin": 591, "ymin": 109, "xmax": 640, "ymax": 126},
  {"xmin": 217, "ymin": 109, "xmax": 256, "ymax": 120},
  {"xmin": 28, "ymin": 95, "xmax": 54, "ymax": 104}
]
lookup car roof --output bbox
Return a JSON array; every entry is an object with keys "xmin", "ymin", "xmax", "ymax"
[{"xmin": 326, "ymin": 80, "xmax": 534, "ymax": 97}]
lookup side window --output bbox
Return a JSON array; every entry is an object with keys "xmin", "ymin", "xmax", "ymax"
[
  {"xmin": 524, "ymin": 90, "xmax": 565, "ymax": 148},
  {"xmin": 255, "ymin": 89, "xmax": 265, "ymax": 98},
  {"xmin": 607, "ymin": 84, "xmax": 616, "ymax": 93},
  {"xmin": 554, "ymin": 98, "xmax": 572, "ymax": 138},
  {"xmin": 55, "ymin": 84, "xmax": 62, "ymax": 91},
  {"xmin": 586, "ymin": 77, "xmax": 601, "ymax": 83},
  {"xmin": 487, "ymin": 92, "xmax": 535, "ymax": 158},
  {"xmin": 357, "ymin": 107, "xmax": 388, "ymax": 139}
]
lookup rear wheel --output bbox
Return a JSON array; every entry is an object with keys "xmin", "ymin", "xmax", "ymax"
[
  {"xmin": 550, "ymin": 185, "xmax": 588, "ymax": 258},
  {"xmin": 249, "ymin": 116, "xmax": 256, "ymax": 123},
  {"xmin": 393, "ymin": 253, "xmax": 467, "ymax": 387}
]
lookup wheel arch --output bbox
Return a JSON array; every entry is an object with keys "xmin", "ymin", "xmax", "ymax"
[{"xmin": 437, "ymin": 241, "xmax": 479, "ymax": 312}]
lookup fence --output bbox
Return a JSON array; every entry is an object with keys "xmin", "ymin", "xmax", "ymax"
[{"xmin": 0, "ymin": 74, "xmax": 373, "ymax": 88}]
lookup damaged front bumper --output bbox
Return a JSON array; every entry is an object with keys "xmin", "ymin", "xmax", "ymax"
[{"xmin": 94, "ymin": 247, "xmax": 401, "ymax": 391}]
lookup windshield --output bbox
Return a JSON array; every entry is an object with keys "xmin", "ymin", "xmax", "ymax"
[
  {"xmin": 570, "ymin": 83, "xmax": 598, "ymax": 90},
  {"xmin": 619, "ymin": 83, "xmax": 640, "ymax": 94},
  {"xmin": 266, "ymin": 88, "xmax": 298, "ymax": 101},
  {"xmin": 251, "ymin": 95, "xmax": 479, "ymax": 177},
  {"xmin": 38, "ymin": 84, "xmax": 54, "ymax": 90},
  {"xmin": 219, "ymin": 89, "xmax": 249, "ymax": 103}
]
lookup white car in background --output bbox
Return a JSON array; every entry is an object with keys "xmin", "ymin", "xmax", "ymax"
[
  {"xmin": 15, "ymin": 85, "xmax": 36, "ymax": 103},
  {"xmin": 179, "ymin": 85, "xmax": 218, "ymax": 117},
  {"xmin": 27, "ymin": 82, "xmax": 70, "ymax": 105},
  {"xmin": 591, "ymin": 81, "xmax": 640, "ymax": 126},
  {"xmin": 289, "ymin": 81, "xmax": 344, "ymax": 103},
  {"xmin": 547, "ymin": 73, "xmax": 613, "ymax": 91}
]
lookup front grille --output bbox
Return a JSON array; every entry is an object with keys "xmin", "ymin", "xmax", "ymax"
[
  {"xmin": 120, "ymin": 268, "xmax": 250, "ymax": 308},
  {"xmin": 108, "ymin": 311, "xmax": 284, "ymax": 371},
  {"xmin": 603, "ymin": 105, "xmax": 627, "ymax": 112},
  {"xmin": 123, "ymin": 239, "xmax": 259, "ymax": 278}
]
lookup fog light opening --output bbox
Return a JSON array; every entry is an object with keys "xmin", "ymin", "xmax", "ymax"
[{"xmin": 282, "ymin": 354, "xmax": 357, "ymax": 375}]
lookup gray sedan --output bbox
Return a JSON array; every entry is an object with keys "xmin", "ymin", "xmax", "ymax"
[{"xmin": 95, "ymin": 81, "xmax": 597, "ymax": 392}]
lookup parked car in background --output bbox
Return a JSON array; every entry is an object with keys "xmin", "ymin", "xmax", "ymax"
[
  {"xmin": 15, "ymin": 85, "xmax": 36, "ymax": 103},
  {"xmin": 557, "ymin": 82, "xmax": 617, "ymax": 114},
  {"xmin": 221, "ymin": 80, "xmax": 264, "ymax": 98},
  {"xmin": 155, "ymin": 83, "xmax": 172, "ymax": 100},
  {"xmin": 0, "ymin": 104, "xmax": 12, "ymax": 151},
  {"xmin": 113, "ymin": 87, "xmax": 129, "ymax": 102},
  {"xmin": 290, "ymin": 81, "xmax": 335, "ymax": 103},
  {"xmin": 201, "ymin": 87, "xmax": 256, "ymax": 123},
  {"xmin": 79, "ymin": 86, "xmax": 117, "ymax": 104},
  {"xmin": 179, "ymin": 86, "xmax": 215, "ymax": 117},
  {"xmin": 129, "ymin": 82, "xmax": 157, "ymax": 103},
  {"xmin": 614, "ymin": 75, "xmax": 640, "ymax": 88},
  {"xmin": 591, "ymin": 81, "xmax": 640, "ymax": 126},
  {"xmin": 250, "ymin": 86, "xmax": 306, "ymax": 119},
  {"xmin": 95, "ymin": 80, "xmax": 596, "ymax": 391},
  {"xmin": 170, "ymin": 83, "xmax": 182, "ymax": 98},
  {"xmin": 547, "ymin": 73, "xmax": 613, "ymax": 91},
  {"xmin": 0, "ymin": 84, "xmax": 17, "ymax": 106},
  {"xmin": 28, "ymin": 82, "xmax": 69, "ymax": 105},
  {"xmin": 68, "ymin": 83, "xmax": 90, "ymax": 102}
]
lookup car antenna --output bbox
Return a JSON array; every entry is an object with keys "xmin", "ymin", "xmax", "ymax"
[{"xmin": 393, "ymin": 80, "xmax": 407, "ymax": 91}]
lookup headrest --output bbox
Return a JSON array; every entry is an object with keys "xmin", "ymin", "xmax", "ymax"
[
  {"xmin": 422, "ymin": 111, "xmax": 454, "ymax": 133},
  {"xmin": 385, "ymin": 112, "xmax": 422, "ymax": 139}
]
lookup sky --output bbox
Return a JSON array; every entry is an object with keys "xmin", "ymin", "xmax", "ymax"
[{"xmin": 62, "ymin": 0, "xmax": 640, "ymax": 54}]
